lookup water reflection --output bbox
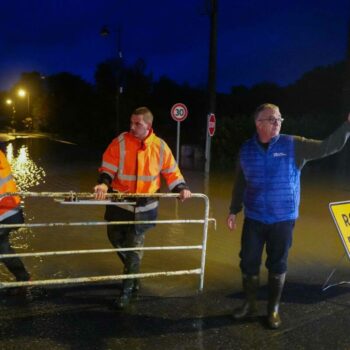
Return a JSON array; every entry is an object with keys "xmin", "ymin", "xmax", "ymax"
[
  {"xmin": 0, "ymin": 142, "xmax": 47, "ymax": 270},
  {"xmin": 6, "ymin": 142, "xmax": 46, "ymax": 191}
]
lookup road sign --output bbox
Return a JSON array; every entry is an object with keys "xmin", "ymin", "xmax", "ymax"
[
  {"xmin": 329, "ymin": 201, "xmax": 350, "ymax": 258},
  {"xmin": 208, "ymin": 113, "xmax": 216, "ymax": 137},
  {"xmin": 171, "ymin": 103, "xmax": 188, "ymax": 122}
]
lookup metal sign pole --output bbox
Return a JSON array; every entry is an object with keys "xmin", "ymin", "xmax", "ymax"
[
  {"xmin": 205, "ymin": 120, "xmax": 211, "ymax": 173},
  {"xmin": 176, "ymin": 121, "xmax": 180, "ymax": 164},
  {"xmin": 171, "ymin": 103, "xmax": 188, "ymax": 165}
]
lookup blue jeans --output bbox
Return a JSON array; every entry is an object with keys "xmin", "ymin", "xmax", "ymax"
[{"xmin": 239, "ymin": 217, "xmax": 295, "ymax": 275}]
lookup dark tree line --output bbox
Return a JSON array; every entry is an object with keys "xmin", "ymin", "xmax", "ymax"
[{"xmin": 0, "ymin": 58, "xmax": 348, "ymax": 168}]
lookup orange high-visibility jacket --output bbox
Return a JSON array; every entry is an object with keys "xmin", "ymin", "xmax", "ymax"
[
  {"xmin": 0, "ymin": 150, "xmax": 21, "ymax": 221},
  {"xmin": 99, "ymin": 130, "xmax": 186, "ymax": 194}
]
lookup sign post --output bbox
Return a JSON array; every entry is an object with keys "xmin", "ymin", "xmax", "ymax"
[{"xmin": 170, "ymin": 103, "xmax": 188, "ymax": 164}]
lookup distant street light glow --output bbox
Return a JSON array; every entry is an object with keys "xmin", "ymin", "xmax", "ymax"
[{"xmin": 18, "ymin": 89, "xmax": 27, "ymax": 97}]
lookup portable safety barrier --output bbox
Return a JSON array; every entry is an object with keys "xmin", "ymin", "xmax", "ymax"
[{"xmin": 0, "ymin": 192, "xmax": 216, "ymax": 292}]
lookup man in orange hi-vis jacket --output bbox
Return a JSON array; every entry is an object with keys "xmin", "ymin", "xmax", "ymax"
[
  {"xmin": 94, "ymin": 106, "xmax": 191, "ymax": 309},
  {"xmin": 0, "ymin": 139, "xmax": 30, "ymax": 290}
]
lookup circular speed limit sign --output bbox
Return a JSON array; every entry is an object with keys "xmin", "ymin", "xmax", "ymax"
[{"xmin": 170, "ymin": 103, "xmax": 188, "ymax": 122}]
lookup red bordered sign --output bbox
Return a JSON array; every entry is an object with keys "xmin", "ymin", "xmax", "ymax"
[
  {"xmin": 208, "ymin": 113, "xmax": 216, "ymax": 136},
  {"xmin": 171, "ymin": 103, "xmax": 188, "ymax": 122}
]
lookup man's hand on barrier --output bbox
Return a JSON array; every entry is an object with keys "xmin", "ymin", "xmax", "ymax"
[
  {"xmin": 179, "ymin": 189, "xmax": 192, "ymax": 202},
  {"xmin": 94, "ymin": 183, "xmax": 108, "ymax": 200},
  {"xmin": 227, "ymin": 213, "xmax": 237, "ymax": 231}
]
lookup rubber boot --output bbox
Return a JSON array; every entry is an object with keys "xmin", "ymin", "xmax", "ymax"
[
  {"xmin": 114, "ymin": 261, "xmax": 140, "ymax": 310},
  {"xmin": 133, "ymin": 279, "xmax": 140, "ymax": 293},
  {"xmin": 267, "ymin": 272, "xmax": 286, "ymax": 329},
  {"xmin": 233, "ymin": 274, "xmax": 259, "ymax": 320},
  {"xmin": 8, "ymin": 276, "xmax": 32, "ymax": 298},
  {"xmin": 114, "ymin": 278, "xmax": 134, "ymax": 310}
]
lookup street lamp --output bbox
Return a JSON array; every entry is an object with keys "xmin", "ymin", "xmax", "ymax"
[
  {"xmin": 100, "ymin": 25, "xmax": 124, "ymax": 134},
  {"xmin": 17, "ymin": 88, "xmax": 33, "ymax": 131},
  {"xmin": 17, "ymin": 88, "xmax": 30, "ymax": 116},
  {"xmin": 5, "ymin": 99, "xmax": 16, "ymax": 129}
]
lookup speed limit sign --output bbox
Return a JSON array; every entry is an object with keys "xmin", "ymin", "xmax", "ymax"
[{"xmin": 170, "ymin": 103, "xmax": 188, "ymax": 122}]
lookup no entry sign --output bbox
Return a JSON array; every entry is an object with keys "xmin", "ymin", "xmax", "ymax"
[
  {"xmin": 171, "ymin": 103, "xmax": 188, "ymax": 122},
  {"xmin": 208, "ymin": 113, "xmax": 216, "ymax": 136}
]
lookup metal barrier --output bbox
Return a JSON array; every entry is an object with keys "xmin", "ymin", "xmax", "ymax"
[{"xmin": 0, "ymin": 192, "xmax": 216, "ymax": 292}]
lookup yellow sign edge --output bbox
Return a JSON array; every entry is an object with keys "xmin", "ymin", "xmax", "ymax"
[{"xmin": 329, "ymin": 201, "xmax": 350, "ymax": 260}]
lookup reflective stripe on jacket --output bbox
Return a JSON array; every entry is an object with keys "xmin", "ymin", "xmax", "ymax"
[
  {"xmin": 0, "ymin": 151, "xmax": 21, "ymax": 221},
  {"xmin": 98, "ymin": 130, "xmax": 185, "ymax": 194},
  {"xmin": 240, "ymin": 134, "xmax": 301, "ymax": 224}
]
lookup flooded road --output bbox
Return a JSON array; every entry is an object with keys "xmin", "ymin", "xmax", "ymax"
[
  {"xmin": 2, "ymin": 137, "xmax": 350, "ymax": 295},
  {"xmin": 1, "ymin": 137, "xmax": 350, "ymax": 349}
]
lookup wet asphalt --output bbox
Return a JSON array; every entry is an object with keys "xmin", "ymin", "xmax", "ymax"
[{"xmin": 1, "ymin": 273, "xmax": 350, "ymax": 350}]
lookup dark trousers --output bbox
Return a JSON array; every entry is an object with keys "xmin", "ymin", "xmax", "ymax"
[
  {"xmin": 239, "ymin": 217, "xmax": 295, "ymax": 275},
  {"xmin": 105, "ymin": 205, "xmax": 158, "ymax": 269},
  {"xmin": 0, "ymin": 210, "xmax": 30, "ymax": 281}
]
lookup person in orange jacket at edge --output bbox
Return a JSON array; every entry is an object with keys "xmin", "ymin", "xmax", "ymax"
[
  {"xmin": 0, "ymin": 136, "xmax": 31, "ymax": 294},
  {"xmin": 94, "ymin": 106, "xmax": 191, "ymax": 309}
]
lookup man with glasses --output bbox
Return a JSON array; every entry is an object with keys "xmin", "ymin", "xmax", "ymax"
[{"xmin": 227, "ymin": 103, "xmax": 350, "ymax": 329}]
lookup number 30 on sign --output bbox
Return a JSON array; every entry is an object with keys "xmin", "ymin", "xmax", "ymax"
[{"xmin": 171, "ymin": 103, "xmax": 188, "ymax": 122}]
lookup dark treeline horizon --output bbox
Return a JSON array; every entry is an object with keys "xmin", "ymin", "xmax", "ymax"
[{"xmin": 0, "ymin": 57, "xmax": 349, "ymax": 169}]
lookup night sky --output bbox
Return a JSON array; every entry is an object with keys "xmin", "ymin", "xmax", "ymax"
[{"xmin": 1, "ymin": 0, "xmax": 349, "ymax": 93}]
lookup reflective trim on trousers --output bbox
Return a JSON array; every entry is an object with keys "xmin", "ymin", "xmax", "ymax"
[
  {"xmin": 116, "ymin": 200, "xmax": 159, "ymax": 213},
  {"xmin": 0, "ymin": 207, "xmax": 21, "ymax": 222}
]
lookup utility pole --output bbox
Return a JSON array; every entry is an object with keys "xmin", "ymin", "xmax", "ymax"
[
  {"xmin": 115, "ymin": 26, "xmax": 123, "ymax": 134},
  {"xmin": 204, "ymin": 0, "xmax": 218, "ymax": 173},
  {"xmin": 101, "ymin": 25, "xmax": 124, "ymax": 134}
]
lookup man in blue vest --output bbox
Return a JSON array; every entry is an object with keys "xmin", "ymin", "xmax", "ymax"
[{"xmin": 227, "ymin": 103, "xmax": 350, "ymax": 329}]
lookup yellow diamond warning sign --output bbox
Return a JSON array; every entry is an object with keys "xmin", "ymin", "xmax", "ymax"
[{"xmin": 329, "ymin": 201, "xmax": 350, "ymax": 257}]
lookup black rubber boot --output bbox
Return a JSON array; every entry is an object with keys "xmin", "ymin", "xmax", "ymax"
[
  {"xmin": 114, "ymin": 261, "xmax": 140, "ymax": 310},
  {"xmin": 132, "ymin": 279, "xmax": 140, "ymax": 293},
  {"xmin": 267, "ymin": 272, "xmax": 286, "ymax": 329},
  {"xmin": 233, "ymin": 275, "xmax": 259, "ymax": 320},
  {"xmin": 114, "ymin": 280, "xmax": 133, "ymax": 310},
  {"xmin": 3, "ymin": 255, "xmax": 30, "ymax": 283}
]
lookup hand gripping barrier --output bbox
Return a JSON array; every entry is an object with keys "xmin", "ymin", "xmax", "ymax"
[{"xmin": 0, "ymin": 192, "xmax": 216, "ymax": 292}]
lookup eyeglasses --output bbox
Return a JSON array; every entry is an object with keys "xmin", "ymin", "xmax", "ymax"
[{"xmin": 258, "ymin": 116, "xmax": 284, "ymax": 124}]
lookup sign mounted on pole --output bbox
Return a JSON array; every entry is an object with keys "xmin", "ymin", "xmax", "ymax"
[
  {"xmin": 171, "ymin": 103, "xmax": 188, "ymax": 122},
  {"xmin": 170, "ymin": 103, "xmax": 188, "ymax": 164},
  {"xmin": 208, "ymin": 113, "xmax": 216, "ymax": 137}
]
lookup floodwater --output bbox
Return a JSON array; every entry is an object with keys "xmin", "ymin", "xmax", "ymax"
[
  {"xmin": 2, "ymin": 136, "xmax": 350, "ymax": 349},
  {"xmin": 2, "ymin": 136, "xmax": 350, "ymax": 295}
]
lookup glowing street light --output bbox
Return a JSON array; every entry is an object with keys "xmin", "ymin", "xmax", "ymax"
[
  {"xmin": 4, "ymin": 98, "xmax": 16, "ymax": 128},
  {"xmin": 17, "ymin": 88, "xmax": 30, "ymax": 116}
]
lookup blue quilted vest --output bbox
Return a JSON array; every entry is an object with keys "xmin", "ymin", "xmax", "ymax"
[{"xmin": 240, "ymin": 134, "xmax": 301, "ymax": 224}]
